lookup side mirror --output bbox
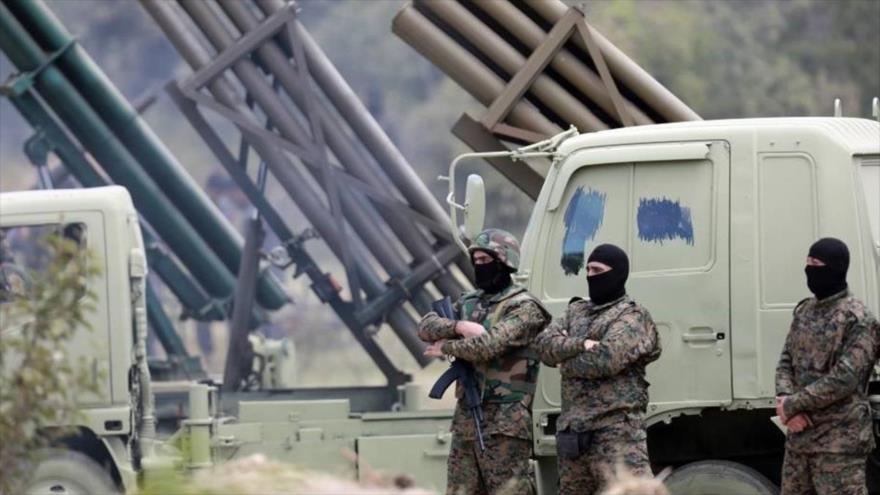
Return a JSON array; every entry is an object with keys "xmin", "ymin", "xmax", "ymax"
[{"xmin": 463, "ymin": 174, "xmax": 485, "ymax": 240}]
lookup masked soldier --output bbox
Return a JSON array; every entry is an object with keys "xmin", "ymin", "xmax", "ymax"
[
  {"xmin": 420, "ymin": 229, "xmax": 550, "ymax": 494},
  {"xmin": 533, "ymin": 244, "xmax": 661, "ymax": 494},
  {"xmin": 775, "ymin": 238, "xmax": 878, "ymax": 495}
]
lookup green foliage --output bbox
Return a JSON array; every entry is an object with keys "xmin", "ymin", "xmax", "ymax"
[
  {"xmin": 0, "ymin": 233, "xmax": 101, "ymax": 494},
  {"xmin": 587, "ymin": 0, "xmax": 880, "ymax": 119}
]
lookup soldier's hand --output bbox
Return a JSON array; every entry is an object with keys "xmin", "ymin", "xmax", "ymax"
[
  {"xmin": 424, "ymin": 340, "xmax": 446, "ymax": 358},
  {"xmin": 775, "ymin": 396, "xmax": 789, "ymax": 423},
  {"xmin": 786, "ymin": 413, "xmax": 812, "ymax": 433},
  {"xmin": 583, "ymin": 339, "xmax": 600, "ymax": 351},
  {"xmin": 456, "ymin": 321, "xmax": 486, "ymax": 338}
]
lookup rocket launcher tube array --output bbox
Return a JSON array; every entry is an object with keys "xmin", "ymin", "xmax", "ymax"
[
  {"xmin": 140, "ymin": 0, "xmax": 352, "ymax": 256},
  {"xmin": 219, "ymin": 0, "xmax": 469, "ymax": 292},
  {"xmin": 419, "ymin": 0, "xmax": 609, "ymax": 132},
  {"xmin": 141, "ymin": 0, "xmax": 431, "ymax": 365},
  {"xmin": 4, "ymin": 0, "xmax": 288, "ymax": 310},
  {"xmin": 0, "ymin": 3, "xmax": 239, "ymax": 303},
  {"xmin": 166, "ymin": 83, "xmax": 414, "ymax": 384},
  {"xmin": 175, "ymin": 0, "xmax": 437, "ymax": 314},
  {"xmin": 211, "ymin": 0, "xmax": 464, "ymax": 301},
  {"xmin": 524, "ymin": 0, "xmax": 700, "ymax": 123},
  {"xmin": 392, "ymin": 7, "xmax": 560, "ymax": 137},
  {"xmin": 468, "ymin": 0, "xmax": 654, "ymax": 126},
  {"xmin": 176, "ymin": 2, "xmax": 465, "ymax": 297},
  {"xmin": 254, "ymin": 0, "xmax": 472, "ymax": 277},
  {"xmin": 179, "ymin": 0, "xmax": 461, "ymax": 316},
  {"xmin": 393, "ymin": 0, "xmax": 699, "ymax": 143}
]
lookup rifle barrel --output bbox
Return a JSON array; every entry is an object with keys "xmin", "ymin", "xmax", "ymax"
[{"xmin": 472, "ymin": 408, "xmax": 486, "ymax": 451}]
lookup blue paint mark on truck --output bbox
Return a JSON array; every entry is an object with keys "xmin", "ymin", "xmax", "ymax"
[
  {"xmin": 637, "ymin": 197, "xmax": 694, "ymax": 245},
  {"xmin": 560, "ymin": 187, "xmax": 606, "ymax": 275}
]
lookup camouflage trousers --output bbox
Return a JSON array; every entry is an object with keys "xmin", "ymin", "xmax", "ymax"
[
  {"xmin": 557, "ymin": 417, "xmax": 650, "ymax": 495},
  {"xmin": 781, "ymin": 450, "xmax": 866, "ymax": 495},
  {"xmin": 447, "ymin": 434, "xmax": 534, "ymax": 495}
]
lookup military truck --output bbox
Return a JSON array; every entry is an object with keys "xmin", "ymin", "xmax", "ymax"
[
  {"xmin": 1, "ymin": 187, "xmax": 152, "ymax": 493},
  {"xmin": 2, "ymin": 116, "xmax": 878, "ymax": 494},
  {"xmin": 449, "ymin": 116, "xmax": 880, "ymax": 493},
  {"xmin": 0, "ymin": 186, "xmax": 455, "ymax": 494}
]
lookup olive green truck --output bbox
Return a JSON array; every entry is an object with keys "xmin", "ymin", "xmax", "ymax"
[{"xmin": 1, "ymin": 116, "xmax": 878, "ymax": 494}]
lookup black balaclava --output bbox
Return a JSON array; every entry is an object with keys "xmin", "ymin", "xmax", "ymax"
[
  {"xmin": 805, "ymin": 237, "xmax": 849, "ymax": 300},
  {"xmin": 472, "ymin": 251, "xmax": 512, "ymax": 294},
  {"xmin": 587, "ymin": 244, "xmax": 629, "ymax": 305}
]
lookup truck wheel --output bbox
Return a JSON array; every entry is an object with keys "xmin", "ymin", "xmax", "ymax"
[
  {"xmin": 665, "ymin": 460, "xmax": 779, "ymax": 495},
  {"xmin": 26, "ymin": 449, "xmax": 119, "ymax": 495}
]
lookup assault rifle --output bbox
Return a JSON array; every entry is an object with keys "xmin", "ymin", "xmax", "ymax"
[{"xmin": 427, "ymin": 296, "xmax": 485, "ymax": 451}]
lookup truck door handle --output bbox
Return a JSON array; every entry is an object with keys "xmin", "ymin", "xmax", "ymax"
[
  {"xmin": 681, "ymin": 330, "xmax": 721, "ymax": 343},
  {"xmin": 423, "ymin": 449, "xmax": 451, "ymax": 458}
]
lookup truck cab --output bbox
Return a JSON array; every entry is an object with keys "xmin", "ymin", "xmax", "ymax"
[
  {"xmin": 1, "ymin": 186, "xmax": 147, "ymax": 493},
  {"xmin": 523, "ymin": 117, "xmax": 879, "ymax": 488},
  {"xmin": 454, "ymin": 116, "xmax": 879, "ymax": 491}
]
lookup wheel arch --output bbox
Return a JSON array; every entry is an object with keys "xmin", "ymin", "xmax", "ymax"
[
  {"xmin": 41, "ymin": 426, "xmax": 127, "ymax": 492},
  {"xmin": 646, "ymin": 407, "xmax": 785, "ymax": 484}
]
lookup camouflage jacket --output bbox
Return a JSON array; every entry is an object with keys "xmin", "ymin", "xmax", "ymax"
[
  {"xmin": 418, "ymin": 284, "xmax": 550, "ymax": 440},
  {"xmin": 534, "ymin": 295, "xmax": 661, "ymax": 432},
  {"xmin": 775, "ymin": 290, "xmax": 878, "ymax": 454}
]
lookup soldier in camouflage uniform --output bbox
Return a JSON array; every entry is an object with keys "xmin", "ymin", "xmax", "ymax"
[
  {"xmin": 775, "ymin": 238, "xmax": 879, "ymax": 495},
  {"xmin": 420, "ymin": 229, "xmax": 550, "ymax": 495},
  {"xmin": 533, "ymin": 244, "xmax": 661, "ymax": 495}
]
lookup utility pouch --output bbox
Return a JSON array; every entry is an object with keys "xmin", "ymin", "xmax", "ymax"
[
  {"xmin": 556, "ymin": 431, "xmax": 581, "ymax": 459},
  {"xmin": 556, "ymin": 430, "xmax": 591, "ymax": 459},
  {"xmin": 578, "ymin": 430, "xmax": 592, "ymax": 453}
]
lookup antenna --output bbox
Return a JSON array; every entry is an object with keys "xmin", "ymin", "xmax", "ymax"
[
  {"xmin": 872, "ymin": 97, "xmax": 879, "ymax": 123},
  {"xmin": 833, "ymin": 98, "xmax": 843, "ymax": 117}
]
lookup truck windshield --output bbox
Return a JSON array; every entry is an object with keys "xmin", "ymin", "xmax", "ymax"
[
  {"xmin": 0, "ymin": 223, "xmax": 87, "ymax": 303},
  {"xmin": 862, "ymin": 158, "xmax": 880, "ymax": 249}
]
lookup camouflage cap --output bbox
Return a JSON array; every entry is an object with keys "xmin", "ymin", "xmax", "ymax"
[{"xmin": 468, "ymin": 228, "xmax": 521, "ymax": 272}]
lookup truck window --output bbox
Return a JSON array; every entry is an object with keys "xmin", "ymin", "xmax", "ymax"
[
  {"xmin": 630, "ymin": 159, "xmax": 714, "ymax": 273},
  {"xmin": 550, "ymin": 164, "xmax": 630, "ymax": 293},
  {"xmin": 861, "ymin": 158, "xmax": 879, "ymax": 249},
  {"xmin": 0, "ymin": 223, "xmax": 88, "ymax": 303},
  {"xmin": 758, "ymin": 154, "xmax": 816, "ymax": 306},
  {"xmin": 543, "ymin": 158, "xmax": 714, "ymax": 299}
]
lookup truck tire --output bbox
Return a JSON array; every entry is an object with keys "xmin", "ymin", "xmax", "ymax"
[
  {"xmin": 665, "ymin": 460, "xmax": 779, "ymax": 495},
  {"xmin": 26, "ymin": 449, "xmax": 119, "ymax": 495}
]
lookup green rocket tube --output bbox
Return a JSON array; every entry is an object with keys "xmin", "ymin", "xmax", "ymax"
[
  {"xmin": 5, "ymin": 0, "xmax": 287, "ymax": 310},
  {"xmin": 0, "ymin": 4, "xmax": 238, "ymax": 302}
]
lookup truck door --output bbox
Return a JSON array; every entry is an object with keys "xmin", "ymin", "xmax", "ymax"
[
  {"xmin": 0, "ymin": 214, "xmax": 112, "ymax": 406},
  {"xmin": 535, "ymin": 141, "xmax": 732, "ymax": 412}
]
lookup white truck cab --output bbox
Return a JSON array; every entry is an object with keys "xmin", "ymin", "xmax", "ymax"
[{"xmin": 1, "ymin": 186, "xmax": 148, "ymax": 492}]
